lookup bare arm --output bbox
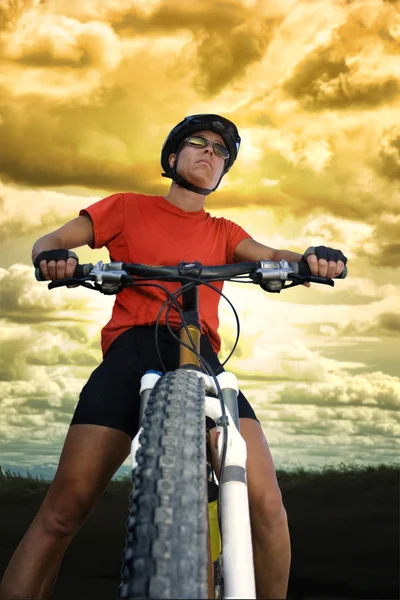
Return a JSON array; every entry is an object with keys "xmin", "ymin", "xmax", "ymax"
[
  {"xmin": 234, "ymin": 237, "xmax": 345, "ymax": 281},
  {"xmin": 32, "ymin": 214, "xmax": 94, "ymax": 280},
  {"xmin": 233, "ymin": 238, "xmax": 302, "ymax": 263}
]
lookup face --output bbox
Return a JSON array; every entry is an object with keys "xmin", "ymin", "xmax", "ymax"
[{"xmin": 168, "ymin": 130, "xmax": 227, "ymax": 190}]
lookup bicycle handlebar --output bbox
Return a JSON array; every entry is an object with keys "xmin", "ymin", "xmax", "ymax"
[{"xmin": 35, "ymin": 258, "xmax": 347, "ymax": 294}]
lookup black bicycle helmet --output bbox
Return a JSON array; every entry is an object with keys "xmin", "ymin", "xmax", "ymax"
[{"xmin": 161, "ymin": 114, "xmax": 241, "ymax": 195}]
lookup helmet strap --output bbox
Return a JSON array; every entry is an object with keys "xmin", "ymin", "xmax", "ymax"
[{"xmin": 161, "ymin": 150, "xmax": 224, "ymax": 196}]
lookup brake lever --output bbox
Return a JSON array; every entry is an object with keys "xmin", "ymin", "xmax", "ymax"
[
  {"xmin": 288, "ymin": 274, "xmax": 334, "ymax": 287},
  {"xmin": 47, "ymin": 275, "xmax": 131, "ymax": 294},
  {"xmin": 48, "ymin": 278, "xmax": 95, "ymax": 290}
]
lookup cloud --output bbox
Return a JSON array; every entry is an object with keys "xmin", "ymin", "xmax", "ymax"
[
  {"xmin": 0, "ymin": 364, "xmax": 86, "ymax": 463},
  {"xmin": 0, "ymin": 195, "xmax": 74, "ymax": 240},
  {"xmin": 0, "ymin": 319, "xmax": 101, "ymax": 381},
  {"xmin": 238, "ymin": 374, "xmax": 400, "ymax": 468},
  {"xmin": 210, "ymin": 108, "xmax": 400, "ymax": 221},
  {"xmin": 356, "ymin": 214, "xmax": 400, "ymax": 267},
  {"xmin": 1, "ymin": 0, "xmax": 400, "ymax": 470},
  {"xmin": 0, "ymin": 0, "xmax": 32, "ymax": 33},
  {"xmin": 228, "ymin": 333, "xmax": 365, "ymax": 383},
  {"xmin": 0, "ymin": 184, "xmax": 100, "ymax": 239},
  {"xmin": 111, "ymin": 1, "xmax": 282, "ymax": 95},
  {"xmin": 193, "ymin": 17, "xmax": 281, "ymax": 95},
  {"xmin": 3, "ymin": 13, "xmax": 121, "ymax": 70},
  {"xmin": 264, "ymin": 403, "xmax": 400, "ymax": 439},
  {"xmin": 283, "ymin": 1, "xmax": 400, "ymax": 110},
  {"xmin": 278, "ymin": 371, "xmax": 400, "ymax": 411},
  {"xmin": 112, "ymin": 1, "xmax": 245, "ymax": 34},
  {"xmin": 339, "ymin": 311, "xmax": 400, "ymax": 338},
  {"xmin": 0, "ymin": 101, "xmax": 161, "ymax": 190},
  {"xmin": 0, "ymin": 262, "xmax": 110, "ymax": 380},
  {"xmin": 1, "ymin": 0, "xmax": 399, "ymax": 226},
  {"xmin": 0, "ymin": 264, "xmax": 97, "ymax": 321},
  {"xmin": 378, "ymin": 127, "xmax": 400, "ymax": 180},
  {"xmin": 0, "ymin": 2, "xmax": 124, "ymax": 102}
]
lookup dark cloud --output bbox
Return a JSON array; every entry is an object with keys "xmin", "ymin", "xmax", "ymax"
[
  {"xmin": 355, "ymin": 209, "xmax": 400, "ymax": 266},
  {"xmin": 323, "ymin": 312, "xmax": 400, "ymax": 338},
  {"xmin": 374, "ymin": 213, "xmax": 400, "ymax": 242},
  {"xmin": 376, "ymin": 243, "xmax": 400, "ymax": 267},
  {"xmin": 194, "ymin": 18, "xmax": 280, "ymax": 95},
  {"xmin": 284, "ymin": 51, "xmax": 399, "ymax": 110},
  {"xmin": 0, "ymin": 335, "xmax": 28, "ymax": 380},
  {"xmin": 378, "ymin": 312, "xmax": 400, "ymax": 333},
  {"xmin": 378, "ymin": 128, "xmax": 400, "ymax": 181},
  {"xmin": 357, "ymin": 241, "xmax": 400, "ymax": 268},
  {"xmin": 112, "ymin": 1, "xmax": 247, "ymax": 35},
  {"xmin": 0, "ymin": 101, "xmax": 161, "ymax": 191},
  {"xmin": 284, "ymin": 47, "xmax": 349, "ymax": 105},
  {"xmin": 283, "ymin": 3, "xmax": 400, "ymax": 110},
  {"xmin": 14, "ymin": 48, "xmax": 94, "ymax": 69},
  {"xmin": 112, "ymin": 1, "xmax": 282, "ymax": 96}
]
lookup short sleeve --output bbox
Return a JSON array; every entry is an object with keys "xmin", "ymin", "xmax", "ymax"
[
  {"xmin": 80, "ymin": 193, "xmax": 124, "ymax": 249},
  {"xmin": 224, "ymin": 219, "xmax": 252, "ymax": 264}
]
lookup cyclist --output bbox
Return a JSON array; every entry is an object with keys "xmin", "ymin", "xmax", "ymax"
[{"xmin": 0, "ymin": 114, "xmax": 346, "ymax": 600}]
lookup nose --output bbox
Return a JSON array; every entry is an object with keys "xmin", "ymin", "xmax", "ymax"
[{"xmin": 202, "ymin": 141, "xmax": 214, "ymax": 154}]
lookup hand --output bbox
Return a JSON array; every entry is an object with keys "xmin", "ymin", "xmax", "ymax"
[
  {"xmin": 34, "ymin": 249, "xmax": 78, "ymax": 281},
  {"xmin": 39, "ymin": 257, "xmax": 77, "ymax": 280},
  {"xmin": 303, "ymin": 246, "xmax": 347, "ymax": 279}
]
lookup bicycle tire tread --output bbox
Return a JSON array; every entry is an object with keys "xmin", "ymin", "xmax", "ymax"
[{"xmin": 119, "ymin": 370, "xmax": 208, "ymax": 599}]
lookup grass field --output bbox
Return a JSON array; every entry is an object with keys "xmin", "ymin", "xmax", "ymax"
[{"xmin": 0, "ymin": 463, "xmax": 398, "ymax": 599}]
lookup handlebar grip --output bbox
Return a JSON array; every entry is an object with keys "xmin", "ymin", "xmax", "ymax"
[
  {"xmin": 295, "ymin": 261, "xmax": 348, "ymax": 279},
  {"xmin": 35, "ymin": 262, "xmax": 93, "ymax": 282},
  {"xmin": 35, "ymin": 267, "xmax": 47, "ymax": 282},
  {"xmin": 75, "ymin": 263, "xmax": 94, "ymax": 278}
]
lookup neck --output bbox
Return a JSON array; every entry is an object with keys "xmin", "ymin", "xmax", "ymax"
[{"xmin": 163, "ymin": 182, "xmax": 205, "ymax": 213}]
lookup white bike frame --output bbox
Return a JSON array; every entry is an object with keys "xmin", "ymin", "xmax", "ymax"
[{"xmin": 130, "ymin": 369, "xmax": 256, "ymax": 600}]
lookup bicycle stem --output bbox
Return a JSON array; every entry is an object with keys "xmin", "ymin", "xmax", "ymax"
[{"xmin": 178, "ymin": 285, "xmax": 202, "ymax": 370}]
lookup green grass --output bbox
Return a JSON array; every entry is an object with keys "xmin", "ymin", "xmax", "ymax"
[
  {"xmin": 0, "ymin": 462, "xmax": 398, "ymax": 499},
  {"xmin": 276, "ymin": 461, "xmax": 400, "ymax": 487},
  {"xmin": 0, "ymin": 467, "xmax": 49, "ymax": 497}
]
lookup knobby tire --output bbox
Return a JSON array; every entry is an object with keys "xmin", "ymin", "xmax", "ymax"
[{"xmin": 119, "ymin": 369, "xmax": 208, "ymax": 599}]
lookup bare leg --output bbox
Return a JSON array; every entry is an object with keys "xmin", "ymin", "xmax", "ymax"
[
  {"xmin": 0, "ymin": 424, "xmax": 131, "ymax": 600},
  {"xmin": 210, "ymin": 418, "xmax": 290, "ymax": 600},
  {"xmin": 240, "ymin": 419, "xmax": 290, "ymax": 599}
]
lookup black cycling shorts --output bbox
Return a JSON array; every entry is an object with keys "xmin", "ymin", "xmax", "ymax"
[{"xmin": 71, "ymin": 325, "xmax": 259, "ymax": 439}]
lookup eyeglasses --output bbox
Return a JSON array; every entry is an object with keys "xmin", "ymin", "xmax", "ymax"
[{"xmin": 184, "ymin": 136, "xmax": 230, "ymax": 160}]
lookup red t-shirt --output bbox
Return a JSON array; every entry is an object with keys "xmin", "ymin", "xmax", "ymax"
[{"xmin": 80, "ymin": 193, "xmax": 251, "ymax": 356}]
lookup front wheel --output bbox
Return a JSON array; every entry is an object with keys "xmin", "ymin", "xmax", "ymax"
[{"xmin": 119, "ymin": 369, "xmax": 208, "ymax": 599}]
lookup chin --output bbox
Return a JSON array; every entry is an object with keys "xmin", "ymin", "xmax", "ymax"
[{"xmin": 188, "ymin": 177, "xmax": 213, "ymax": 189}]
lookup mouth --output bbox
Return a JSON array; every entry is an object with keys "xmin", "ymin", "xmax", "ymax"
[{"xmin": 197, "ymin": 160, "xmax": 212, "ymax": 168}]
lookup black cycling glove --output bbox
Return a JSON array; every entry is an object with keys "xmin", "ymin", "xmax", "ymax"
[
  {"xmin": 299, "ymin": 246, "xmax": 348, "ymax": 278},
  {"xmin": 33, "ymin": 249, "xmax": 79, "ymax": 268},
  {"xmin": 302, "ymin": 245, "xmax": 347, "ymax": 264},
  {"xmin": 34, "ymin": 250, "xmax": 79, "ymax": 281}
]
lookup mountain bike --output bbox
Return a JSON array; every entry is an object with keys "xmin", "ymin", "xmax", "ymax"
[{"xmin": 37, "ymin": 257, "xmax": 346, "ymax": 599}]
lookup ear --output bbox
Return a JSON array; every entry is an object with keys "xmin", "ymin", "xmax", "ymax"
[{"xmin": 168, "ymin": 153, "xmax": 176, "ymax": 168}]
